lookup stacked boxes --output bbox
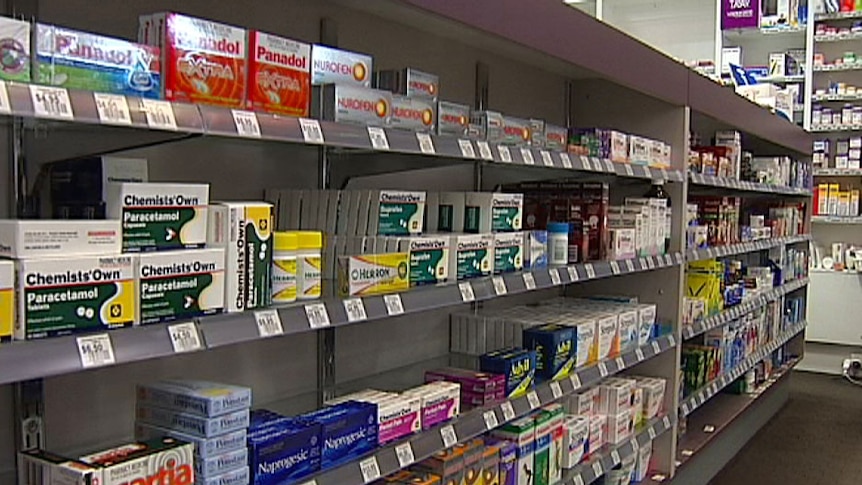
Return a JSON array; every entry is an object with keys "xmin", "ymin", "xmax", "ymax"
[
  {"xmin": 0, "ymin": 16, "xmax": 30, "ymax": 82},
  {"xmin": 376, "ymin": 67, "xmax": 438, "ymax": 132},
  {"xmin": 568, "ymin": 129, "xmax": 672, "ymax": 168},
  {"xmin": 247, "ymin": 411, "xmax": 322, "ymax": 484},
  {"xmin": 46, "ymin": 156, "xmax": 149, "ymax": 220},
  {"xmin": 425, "ymin": 367, "xmax": 505, "ymax": 409},
  {"xmin": 327, "ymin": 389, "xmax": 421, "ymax": 445},
  {"xmin": 296, "ymin": 401, "xmax": 378, "ymax": 469},
  {"xmin": 404, "ymin": 381, "xmax": 461, "ymax": 430},
  {"xmin": 492, "ymin": 417, "xmax": 535, "ymax": 485}
]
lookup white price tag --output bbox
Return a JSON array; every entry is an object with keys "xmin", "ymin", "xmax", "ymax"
[
  {"xmin": 30, "ymin": 85, "xmax": 73, "ymax": 119},
  {"xmin": 167, "ymin": 322, "xmax": 202, "ymax": 353},
  {"xmin": 416, "ymin": 132, "xmax": 435, "ymax": 154},
  {"xmin": 640, "ymin": 258, "xmax": 648, "ymax": 269},
  {"xmin": 498, "ymin": 145, "xmax": 512, "ymax": 162},
  {"xmin": 625, "ymin": 259, "xmax": 635, "ymax": 272},
  {"xmin": 560, "ymin": 153, "xmax": 573, "ymax": 169},
  {"xmin": 624, "ymin": 164, "xmax": 634, "ymax": 176},
  {"xmin": 604, "ymin": 160, "xmax": 615, "ymax": 172},
  {"xmin": 368, "ymin": 126, "xmax": 390, "ymax": 150},
  {"xmin": 527, "ymin": 390, "xmax": 541, "ymax": 409},
  {"xmin": 255, "ymin": 309, "xmax": 284, "ymax": 337},
  {"xmin": 611, "ymin": 450, "xmax": 621, "ymax": 464},
  {"xmin": 631, "ymin": 438, "xmax": 640, "ymax": 451},
  {"xmin": 483, "ymin": 410, "xmax": 500, "ymax": 430},
  {"xmin": 550, "ymin": 381, "xmax": 563, "ymax": 399},
  {"xmin": 458, "ymin": 139, "xmax": 476, "ymax": 158},
  {"xmin": 585, "ymin": 264, "xmax": 596, "ymax": 279},
  {"xmin": 598, "ymin": 362, "xmax": 609, "ymax": 377},
  {"xmin": 647, "ymin": 257, "xmax": 656, "ymax": 269},
  {"xmin": 343, "ymin": 298, "xmax": 368, "ymax": 323},
  {"xmin": 549, "ymin": 268, "xmax": 561, "ymax": 285},
  {"xmin": 663, "ymin": 416, "xmax": 672, "ymax": 428},
  {"xmin": 94, "ymin": 93, "xmax": 131, "ymax": 125},
  {"xmin": 304, "ymin": 303, "xmax": 331, "ymax": 328},
  {"xmin": 492, "ymin": 276, "xmax": 508, "ymax": 296},
  {"xmin": 579, "ymin": 155, "xmax": 590, "ymax": 169},
  {"xmin": 643, "ymin": 167, "xmax": 652, "ymax": 179},
  {"xmin": 384, "ymin": 293, "xmax": 405, "ymax": 316},
  {"xmin": 458, "ymin": 282, "xmax": 475, "ymax": 302},
  {"xmin": 540, "ymin": 150, "xmax": 554, "ymax": 167},
  {"xmin": 682, "ymin": 403, "xmax": 690, "ymax": 415},
  {"xmin": 77, "ymin": 334, "xmax": 115, "ymax": 368},
  {"xmin": 615, "ymin": 357, "xmax": 625, "ymax": 370},
  {"xmin": 501, "ymin": 401, "xmax": 516, "ymax": 421},
  {"xmin": 592, "ymin": 158, "xmax": 604, "ymax": 171},
  {"xmin": 477, "ymin": 140, "xmax": 494, "ymax": 160},
  {"xmin": 610, "ymin": 261, "xmax": 621, "ymax": 275},
  {"xmin": 441, "ymin": 425, "xmax": 458, "ymax": 448},
  {"xmin": 570, "ymin": 373, "xmax": 582, "ymax": 389},
  {"xmin": 652, "ymin": 341, "xmax": 661, "ymax": 353},
  {"xmin": 299, "ymin": 481, "xmax": 317, "ymax": 485},
  {"xmin": 592, "ymin": 461, "xmax": 603, "ymax": 476},
  {"xmin": 232, "ymin": 109, "xmax": 261, "ymax": 137},
  {"xmin": 567, "ymin": 266, "xmax": 579, "ymax": 281},
  {"xmin": 141, "ymin": 99, "xmax": 177, "ymax": 130},
  {"xmin": 359, "ymin": 456, "xmax": 381, "ymax": 484},
  {"xmin": 636, "ymin": 349, "xmax": 645, "ymax": 361},
  {"xmin": 395, "ymin": 442, "xmax": 415, "ymax": 468},
  {"xmin": 668, "ymin": 336, "xmax": 676, "ymax": 347},
  {"xmin": 575, "ymin": 475, "xmax": 585, "ymax": 485},
  {"xmin": 520, "ymin": 148, "xmax": 535, "ymax": 165},
  {"xmin": 523, "ymin": 272, "xmax": 537, "ymax": 290},
  {"xmin": 299, "ymin": 118, "xmax": 325, "ymax": 143},
  {"xmin": 649, "ymin": 427, "xmax": 657, "ymax": 440},
  {"xmin": 0, "ymin": 81, "xmax": 10, "ymax": 114}
]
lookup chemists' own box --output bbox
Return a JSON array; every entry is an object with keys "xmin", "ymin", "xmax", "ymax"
[{"xmin": 136, "ymin": 248, "xmax": 226, "ymax": 324}]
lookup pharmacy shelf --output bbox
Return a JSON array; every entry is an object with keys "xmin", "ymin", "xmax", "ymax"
[
  {"xmin": 688, "ymin": 173, "xmax": 812, "ymax": 196},
  {"xmin": 684, "ymin": 234, "xmax": 811, "ymax": 263},
  {"xmin": 816, "ymin": 33, "xmax": 862, "ymax": 42},
  {"xmin": 812, "ymin": 93, "xmax": 862, "ymax": 102},
  {"xmin": 755, "ymin": 74, "xmax": 805, "ymax": 84},
  {"xmin": 679, "ymin": 321, "xmax": 806, "ymax": 418},
  {"xmin": 814, "ymin": 167, "xmax": 862, "ymax": 176},
  {"xmin": 307, "ymin": 333, "xmax": 678, "ymax": 485},
  {"xmin": 816, "ymin": 11, "xmax": 862, "ymax": 21},
  {"xmin": 682, "ymin": 277, "xmax": 809, "ymax": 340},
  {"xmin": 813, "ymin": 64, "xmax": 862, "ymax": 72},
  {"xmin": 0, "ymin": 254, "xmax": 684, "ymax": 386},
  {"xmin": 812, "ymin": 215, "xmax": 862, "ymax": 223},
  {"xmin": 559, "ymin": 415, "xmax": 674, "ymax": 485},
  {"xmin": 810, "ymin": 124, "xmax": 862, "ymax": 132}
]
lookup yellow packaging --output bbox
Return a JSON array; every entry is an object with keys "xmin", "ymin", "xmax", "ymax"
[
  {"xmin": 338, "ymin": 252, "xmax": 409, "ymax": 296},
  {"xmin": 685, "ymin": 271, "xmax": 722, "ymax": 316},
  {"xmin": 840, "ymin": 191, "xmax": 851, "ymax": 216},
  {"xmin": 852, "ymin": 190, "xmax": 860, "ymax": 216},
  {"xmin": 0, "ymin": 261, "xmax": 12, "ymax": 342},
  {"xmin": 829, "ymin": 184, "xmax": 840, "ymax": 215},
  {"xmin": 817, "ymin": 183, "xmax": 829, "ymax": 215}
]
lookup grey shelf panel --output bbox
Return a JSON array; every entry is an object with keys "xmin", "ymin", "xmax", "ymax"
[
  {"xmin": 812, "ymin": 215, "xmax": 862, "ymax": 224},
  {"xmin": 815, "ymin": 32, "xmax": 862, "ymax": 42},
  {"xmin": 688, "ymin": 173, "xmax": 812, "ymax": 196},
  {"xmin": 814, "ymin": 167, "xmax": 862, "ymax": 176},
  {"xmin": 309, "ymin": 333, "xmax": 677, "ymax": 485},
  {"xmin": 813, "ymin": 64, "xmax": 862, "ymax": 72},
  {"xmin": 679, "ymin": 322, "xmax": 806, "ymax": 418},
  {"xmin": 684, "ymin": 234, "xmax": 811, "ymax": 263},
  {"xmin": 812, "ymin": 94, "xmax": 862, "ymax": 102},
  {"xmin": 816, "ymin": 11, "xmax": 862, "ymax": 20},
  {"xmin": 682, "ymin": 278, "xmax": 809, "ymax": 340}
]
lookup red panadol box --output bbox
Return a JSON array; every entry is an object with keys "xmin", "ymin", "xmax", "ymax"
[{"xmin": 248, "ymin": 31, "xmax": 311, "ymax": 117}]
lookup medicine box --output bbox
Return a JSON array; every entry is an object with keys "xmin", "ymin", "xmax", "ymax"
[
  {"xmin": 595, "ymin": 313, "xmax": 620, "ymax": 361},
  {"xmin": 337, "ymin": 252, "xmax": 409, "ymax": 296},
  {"xmin": 481, "ymin": 443, "xmax": 502, "ymax": 485},
  {"xmin": 135, "ymin": 404, "xmax": 249, "ymax": 438},
  {"xmin": 634, "ymin": 441, "xmax": 653, "ymax": 482},
  {"xmin": 636, "ymin": 377, "xmax": 666, "ymax": 420},
  {"xmin": 247, "ymin": 31, "xmax": 311, "ymax": 117},
  {"xmin": 543, "ymin": 404, "xmax": 564, "ymax": 484},
  {"xmin": 0, "ymin": 16, "xmax": 29, "ymax": 83},
  {"xmin": 617, "ymin": 309, "xmax": 639, "ymax": 355},
  {"xmin": 451, "ymin": 233, "xmax": 495, "ymax": 280},
  {"xmin": 437, "ymin": 101, "xmax": 470, "ymax": 137},
  {"xmin": 465, "ymin": 192, "xmax": 523, "ymax": 233},
  {"xmin": 311, "ymin": 44, "xmax": 372, "ymax": 87},
  {"xmin": 492, "ymin": 417, "xmax": 536, "ymax": 485},
  {"xmin": 414, "ymin": 447, "xmax": 465, "ymax": 485},
  {"xmin": 533, "ymin": 411, "xmax": 553, "ymax": 485},
  {"xmin": 455, "ymin": 439, "xmax": 483, "ymax": 485},
  {"xmin": 136, "ymin": 248, "xmax": 226, "ymax": 324},
  {"xmin": 312, "ymin": 84, "xmax": 391, "ymax": 127},
  {"xmin": 197, "ymin": 466, "xmax": 250, "ymax": 485},
  {"xmin": 247, "ymin": 422, "xmax": 321, "ymax": 484},
  {"xmin": 134, "ymin": 422, "xmax": 247, "ymax": 459},
  {"xmin": 389, "ymin": 94, "xmax": 436, "ymax": 132},
  {"xmin": 561, "ymin": 415, "xmax": 589, "ymax": 469},
  {"xmin": 598, "ymin": 379, "xmax": 633, "ymax": 415},
  {"xmin": 604, "ymin": 409, "xmax": 633, "ymax": 444},
  {"xmin": 371, "ymin": 190, "xmax": 425, "ymax": 235},
  {"xmin": 588, "ymin": 415, "xmax": 605, "ymax": 455},
  {"xmin": 523, "ymin": 324, "xmax": 575, "ymax": 381},
  {"xmin": 296, "ymin": 401, "xmax": 377, "ymax": 469},
  {"xmin": 375, "ymin": 67, "xmax": 439, "ymax": 101},
  {"xmin": 16, "ymin": 255, "xmax": 136, "ymax": 340},
  {"xmin": 525, "ymin": 230, "xmax": 548, "ymax": 269},
  {"xmin": 195, "ymin": 447, "xmax": 247, "ymax": 478},
  {"xmin": 0, "ymin": 261, "xmax": 12, "ymax": 342},
  {"xmin": 0, "ymin": 219, "xmax": 122, "ymax": 259},
  {"xmin": 424, "ymin": 367, "xmax": 505, "ymax": 394},
  {"xmin": 480, "ymin": 348, "xmax": 536, "ymax": 398},
  {"xmin": 408, "ymin": 236, "xmax": 450, "ymax": 285},
  {"xmin": 437, "ymin": 192, "xmax": 466, "ymax": 232},
  {"xmin": 18, "ymin": 449, "xmax": 100, "ymax": 485},
  {"xmin": 367, "ymin": 394, "xmax": 422, "ymax": 444},
  {"xmin": 500, "ymin": 116, "xmax": 532, "ymax": 146},
  {"xmin": 136, "ymin": 380, "xmax": 251, "ymax": 417},
  {"xmin": 78, "ymin": 437, "xmax": 194, "ymax": 485},
  {"xmin": 471, "ymin": 110, "xmax": 504, "ymax": 142},
  {"xmin": 494, "ymin": 232, "xmax": 524, "ymax": 274},
  {"xmin": 403, "ymin": 381, "xmax": 460, "ymax": 429}
]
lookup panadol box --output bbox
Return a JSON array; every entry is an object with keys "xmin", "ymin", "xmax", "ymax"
[
  {"xmin": 0, "ymin": 219, "xmax": 122, "ymax": 258},
  {"xmin": 136, "ymin": 248, "xmax": 225, "ymax": 324}
]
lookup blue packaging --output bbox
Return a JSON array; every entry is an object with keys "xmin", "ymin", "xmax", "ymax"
[
  {"xmin": 136, "ymin": 404, "xmax": 249, "ymax": 438},
  {"xmin": 480, "ymin": 348, "xmax": 536, "ymax": 398},
  {"xmin": 526, "ymin": 230, "xmax": 548, "ymax": 269},
  {"xmin": 136, "ymin": 380, "xmax": 252, "ymax": 418},
  {"xmin": 134, "ymin": 421, "xmax": 247, "ymax": 459},
  {"xmin": 523, "ymin": 324, "xmax": 575, "ymax": 381},
  {"xmin": 196, "ymin": 448, "xmax": 248, "ymax": 477},
  {"xmin": 196, "ymin": 466, "xmax": 250, "ymax": 485},
  {"xmin": 297, "ymin": 401, "xmax": 378, "ymax": 470},
  {"xmin": 248, "ymin": 422, "xmax": 321, "ymax": 485},
  {"xmin": 249, "ymin": 409, "xmax": 294, "ymax": 432}
]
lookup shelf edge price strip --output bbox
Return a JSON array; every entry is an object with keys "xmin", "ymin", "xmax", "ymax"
[
  {"xmin": 299, "ymin": 118, "xmax": 325, "ymax": 143},
  {"xmin": 343, "ymin": 298, "xmax": 368, "ymax": 323},
  {"xmin": 304, "ymin": 303, "xmax": 331, "ymax": 328},
  {"xmin": 77, "ymin": 333, "xmax": 116, "ymax": 369},
  {"xmin": 395, "ymin": 442, "xmax": 415, "ymax": 468},
  {"xmin": 167, "ymin": 321, "xmax": 202, "ymax": 353},
  {"xmin": 255, "ymin": 309, "xmax": 284, "ymax": 337},
  {"xmin": 520, "ymin": 148, "xmax": 535, "ymax": 165},
  {"xmin": 368, "ymin": 126, "xmax": 390, "ymax": 150},
  {"xmin": 141, "ymin": 99, "xmax": 177, "ymax": 130},
  {"xmin": 30, "ymin": 85, "xmax": 73, "ymax": 120},
  {"xmin": 93, "ymin": 93, "xmax": 131, "ymax": 125},
  {"xmin": 232, "ymin": 109, "xmax": 262, "ymax": 138},
  {"xmin": 416, "ymin": 133, "xmax": 435, "ymax": 154},
  {"xmin": 359, "ymin": 456, "xmax": 381, "ymax": 484}
]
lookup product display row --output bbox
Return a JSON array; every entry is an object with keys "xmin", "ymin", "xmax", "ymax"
[
  {"xmin": 812, "ymin": 136, "xmax": 862, "ymax": 168},
  {"xmin": 813, "ymin": 181, "xmax": 862, "ymax": 215},
  {"xmin": 685, "ymin": 197, "xmax": 806, "ymax": 252},
  {"xmin": 812, "ymin": 240, "xmax": 862, "ymax": 270}
]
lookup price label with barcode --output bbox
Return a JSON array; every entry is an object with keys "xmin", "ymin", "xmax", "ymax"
[
  {"xmin": 631, "ymin": 438, "xmax": 640, "ymax": 451},
  {"xmin": 592, "ymin": 461, "xmax": 603, "ymax": 476},
  {"xmin": 636, "ymin": 349, "xmax": 645, "ymax": 361},
  {"xmin": 232, "ymin": 109, "xmax": 261, "ymax": 137},
  {"xmin": 560, "ymin": 153, "xmax": 573, "ymax": 168},
  {"xmin": 578, "ymin": 155, "xmax": 589, "ymax": 169},
  {"xmin": 483, "ymin": 410, "xmax": 499, "ymax": 430},
  {"xmin": 649, "ymin": 427, "xmax": 657, "ymax": 439},
  {"xmin": 94, "ymin": 93, "xmax": 131, "ymax": 125},
  {"xmin": 598, "ymin": 362, "xmax": 609, "ymax": 377},
  {"xmin": 299, "ymin": 118, "xmax": 325, "ymax": 143},
  {"xmin": 610, "ymin": 261, "xmax": 621, "ymax": 275},
  {"xmin": 652, "ymin": 341, "xmax": 661, "ymax": 353},
  {"xmin": 574, "ymin": 475, "xmax": 585, "ymax": 485},
  {"xmin": 625, "ymin": 259, "xmax": 635, "ymax": 272},
  {"xmin": 395, "ymin": 442, "xmax": 415, "ymax": 468},
  {"xmin": 305, "ymin": 303, "xmax": 331, "ymax": 328},
  {"xmin": 416, "ymin": 132, "xmax": 435, "ymax": 154},
  {"xmin": 476, "ymin": 140, "xmax": 494, "ymax": 160},
  {"xmin": 639, "ymin": 258, "xmax": 648, "ymax": 269},
  {"xmin": 498, "ymin": 145, "xmax": 512, "ymax": 162},
  {"xmin": 681, "ymin": 403, "xmax": 690, "ymax": 415},
  {"xmin": 585, "ymin": 264, "xmax": 596, "ymax": 279},
  {"xmin": 30, "ymin": 85, "xmax": 73, "ymax": 119},
  {"xmin": 141, "ymin": 99, "xmax": 177, "ymax": 130},
  {"xmin": 643, "ymin": 167, "xmax": 652, "ymax": 179},
  {"xmin": 441, "ymin": 425, "xmax": 458, "ymax": 448},
  {"xmin": 255, "ymin": 309, "xmax": 284, "ymax": 337},
  {"xmin": 0, "ymin": 81, "xmax": 10, "ymax": 114},
  {"xmin": 77, "ymin": 334, "xmax": 116, "ymax": 368},
  {"xmin": 501, "ymin": 401, "xmax": 516, "ymax": 421},
  {"xmin": 491, "ymin": 276, "xmax": 508, "ymax": 296},
  {"xmin": 343, "ymin": 298, "xmax": 368, "ymax": 322},
  {"xmin": 550, "ymin": 381, "xmax": 563, "ymax": 399},
  {"xmin": 570, "ymin": 373, "xmax": 582, "ymax": 389},
  {"xmin": 458, "ymin": 282, "xmax": 475, "ymax": 302},
  {"xmin": 520, "ymin": 148, "xmax": 535, "ymax": 165},
  {"xmin": 527, "ymin": 390, "xmax": 541, "ymax": 409},
  {"xmin": 647, "ymin": 257, "xmax": 655, "ymax": 270},
  {"xmin": 523, "ymin": 272, "xmax": 537, "ymax": 290},
  {"xmin": 567, "ymin": 266, "xmax": 579, "ymax": 281},
  {"xmin": 540, "ymin": 150, "xmax": 554, "ymax": 167},
  {"xmin": 549, "ymin": 268, "xmax": 561, "ymax": 285},
  {"xmin": 359, "ymin": 456, "xmax": 381, "ymax": 483},
  {"xmin": 167, "ymin": 321, "xmax": 202, "ymax": 353},
  {"xmin": 368, "ymin": 126, "xmax": 390, "ymax": 150},
  {"xmin": 624, "ymin": 164, "xmax": 634, "ymax": 176},
  {"xmin": 592, "ymin": 158, "xmax": 604, "ymax": 171},
  {"xmin": 615, "ymin": 357, "xmax": 625, "ymax": 370},
  {"xmin": 663, "ymin": 416, "xmax": 672, "ymax": 428},
  {"xmin": 604, "ymin": 160, "xmax": 615, "ymax": 172},
  {"xmin": 299, "ymin": 481, "xmax": 317, "ymax": 485},
  {"xmin": 611, "ymin": 450, "xmax": 621, "ymax": 464},
  {"xmin": 458, "ymin": 139, "xmax": 476, "ymax": 158}
]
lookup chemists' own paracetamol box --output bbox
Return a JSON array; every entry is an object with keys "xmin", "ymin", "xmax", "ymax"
[
  {"xmin": 137, "ymin": 379, "xmax": 251, "ymax": 417},
  {"xmin": 0, "ymin": 219, "xmax": 122, "ymax": 258},
  {"xmin": 106, "ymin": 182, "xmax": 209, "ymax": 252},
  {"xmin": 247, "ymin": 31, "xmax": 310, "ymax": 117},
  {"xmin": 0, "ymin": 261, "xmax": 14, "ymax": 342},
  {"xmin": 136, "ymin": 248, "xmax": 225, "ymax": 324},
  {"xmin": 16, "ymin": 255, "xmax": 136, "ymax": 340}
]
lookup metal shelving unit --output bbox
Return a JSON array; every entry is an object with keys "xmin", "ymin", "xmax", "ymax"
[
  {"xmin": 688, "ymin": 173, "xmax": 811, "ymax": 195},
  {"xmin": 685, "ymin": 235, "xmax": 811, "ymax": 263}
]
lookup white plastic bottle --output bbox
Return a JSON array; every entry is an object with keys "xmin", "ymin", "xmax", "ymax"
[
  {"xmin": 296, "ymin": 231, "xmax": 322, "ymax": 300},
  {"xmin": 547, "ymin": 222, "xmax": 570, "ymax": 266},
  {"xmin": 272, "ymin": 231, "xmax": 298, "ymax": 303}
]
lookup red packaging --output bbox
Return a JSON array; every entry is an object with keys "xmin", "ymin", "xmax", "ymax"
[{"xmin": 247, "ymin": 31, "xmax": 311, "ymax": 116}]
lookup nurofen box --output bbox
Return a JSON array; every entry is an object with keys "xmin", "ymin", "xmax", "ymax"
[
  {"xmin": 297, "ymin": 401, "xmax": 377, "ymax": 469},
  {"xmin": 0, "ymin": 17, "xmax": 30, "ymax": 82},
  {"xmin": 544, "ymin": 124, "xmax": 568, "ymax": 151},
  {"xmin": 471, "ymin": 111, "xmax": 504, "ymax": 143},
  {"xmin": 465, "ymin": 192, "xmax": 523, "ymax": 233},
  {"xmin": 147, "ymin": 13, "xmax": 247, "ymax": 107},
  {"xmin": 247, "ymin": 31, "xmax": 310, "ymax": 116},
  {"xmin": 337, "ymin": 252, "xmax": 409, "ymax": 296},
  {"xmin": 136, "ymin": 404, "xmax": 249, "ymax": 438},
  {"xmin": 16, "ymin": 255, "xmax": 136, "ymax": 340},
  {"xmin": 493, "ymin": 232, "xmax": 524, "ymax": 274},
  {"xmin": 312, "ymin": 83, "xmax": 391, "ymax": 127},
  {"xmin": 136, "ymin": 249, "xmax": 225, "ymax": 324},
  {"xmin": 500, "ymin": 116, "xmax": 532, "ymax": 146},
  {"xmin": 437, "ymin": 101, "xmax": 470, "ymax": 137},
  {"xmin": 561, "ymin": 415, "xmax": 589, "ymax": 469},
  {"xmin": 492, "ymin": 417, "xmax": 536, "ymax": 485},
  {"xmin": 106, "ymin": 182, "xmax": 209, "ymax": 252},
  {"xmin": 207, "ymin": 202, "xmax": 273, "ymax": 312},
  {"xmin": 451, "ymin": 233, "xmax": 495, "ymax": 280},
  {"xmin": 248, "ymin": 422, "xmax": 321, "ymax": 484},
  {"xmin": 372, "ymin": 190, "xmax": 425, "ymax": 235},
  {"xmin": 136, "ymin": 380, "xmax": 251, "ymax": 418},
  {"xmin": 36, "ymin": 24, "xmax": 160, "ymax": 98},
  {"xmin": 375, "ymin": 68, "xmax": 439, "ymax": 100},
  {"xmin": 408, "ymin": 235, "xmax": 450, "ymax": 285},
  {"xmin": 390, "ymin": 95, "xmax": 436, "ymax": 132},
  {"xmin": 134, "ymin": 422, "xmax": 247, "ymax": 459},
  {"xmin": 0, "ymin": 261, "xmax": 13, "ymax": 342},
  {"xmin": 78, "ymin": 438, "xmax": 194, "ymax": 485},
  {"xmin": 311, "ymin": 44, "xmax": 372, "ymax": 87},
  {"xmin": 0, "ymin": 219, "xmax": 121, "ymax": 258}
]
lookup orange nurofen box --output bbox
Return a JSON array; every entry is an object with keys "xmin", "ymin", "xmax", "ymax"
[
  {"xmin": 142, "ymin": 12, "xmax": 247, "ymax": 107},
  {"xmin": 248, "ymin": 31, "xmax": 310, "ymax": 116}
]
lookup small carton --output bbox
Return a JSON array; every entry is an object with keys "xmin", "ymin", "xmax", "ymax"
[
  {"xmin": 465, "ymin": 192, "xmax": 523, "ymax": 233},
  {"xmin": 481, "ymin": 443, "xmax": 502, "ymax": 485},
  {"xmin": 525, "ymin": 230, "xmax": 548, "ymax": 269},
  {"xmin": 492, "ymin": 418, "xmax": 536, "ymax": 485},
  {"xmin": 78, "ymin": 438, "xmax": 194, "ymax": 485},
  {"xmin": 500, "ymin": 116, "xmax": 532, "ymax": 146},
  {"xmin": 135, "ymin": 405, "xmax": 249, "ymax": 438},
  {"xmin": 413, "ymin": 446, "xmax": 465, "ymax": 485},
  {"xmin": 604, "ymin": 409, "xmax": 634, "ymax": 444},
  {"xmin": 337, "ymin": 253, "xmax": 410, "ymax": 296},
  {"xmin": 372, "ymin": 190, "xmax": 426, "ymax": 235},
  {"xmin": 404, "ymin": 381, "xmax": 460, "ymax": 429},
  {"xmin": 247, "ymin": 422, "xmax": 321, "ymax": 484},
  {"xmin": 312, "ymin": 84, "xmax": 391, "ymax": 127},
  {"xmin": 136, "ymin": 380, "xmax": 251, "ymax": 417},
  {"xmin": 389, "ymin": 94, "xmax": 436, "ymax": 132},
  {"xmin": 136, "ymin": 248, "xmax": 226, "ymax": 324},
  {"xmin": 598, "ymin": 379, "xmax": 634, "ymax": 415},
  {"xmin": 311, "ymin": 44, "xmax": 372, "ymax": 87},
  {"xmin": 134, "ymin": 422, "xmax": 247, "ymax": 459},
  {"xmin": 480, "ymin": 348, "xmax": 536, "ymax": 398},
  {"xmin": 523, "ymin": 324, "xmax": 575, "ymax": 381},
  {"xmin": 594, "ymin": 313, "xmax": 619, "ymax": 361},
  {"xmin": 408, "ymin": 236, "xmax": 450, "ymax": 285},
  {"xmin": 493, "ymin": 232, "xmax": 524, "ymax": 274},
  {"xmin": 542, "ymin": 404, "xmax": 564, "ymax": 484},
  {"xmin": 587, "ymin": 415, "xmax": 605, "ymax": 455},
  {"xmin": 532, "ymin": 412, "xmax": 553, "ymax": 485},
  {"xmin": 0, "ymin": 219, "xmax": 122, "ymax": 258},
  {"xmin": 561, "ymin": 415, "xmax": 589, "ymax": 469},
  {"xmin": 375, "ymin": 67, "xmax": 439, "ymax": 100},
  {"xmin": 437, "ymin": 101, "xmax": 470, "ymax": 137},
  {"xmin": 247, "ymin": 31, "xmax": 311, "ymax": 116},
  {"xmin": 451, "ymin": 233, "xmax": 495, "ymax": 280},
  {"xmin": 574, "ymin": 318, "xmax": 598, "ymax": 367},
  {"xmin": 296, "ymin": 401, "xmax": 377, "ymax": 469}
]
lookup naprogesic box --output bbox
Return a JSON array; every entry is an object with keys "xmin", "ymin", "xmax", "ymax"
[
  {"xmin": 0, "ymin": 219, "xmax": 122, "ymax": 259},
  {"xmin": 0, "ymin": 16, "xmax": 30, "ymax": 82},
  {"xmin": 390, "ymin": 95, "xmax": 435, "ymax": 132},
  {"xmin": 0, "ymin": 261, "xmax": 12, "ymax": 342},
  {"xmin": 313, "ymin": 83, "xmax": 391, "ymax": 127},
  {"xmin": 248, "ymin": 422, "xmax": 321, "ymax": 484},
  {"xmin": 207, "ymin": 202, "xmax": 273, "ymax": 312},
  {"xmin": 136, "ymin": 248, "xmax": 225, "ymax": 324},
  {"xmin": 36, "ymin": 23, "xmax": 160, "ymax": 98},
  {"xmin": 437, "ymin": 101, "xmax": 470, "ymax": 137},
  {"xmin": 16, "ymin": 255, "xmax": 136, "ymax": 340},
  {"xmin": 311, "ymin": 44, "xmax": 372, "ymax": 87},
  {"xmin": 247, "ymin": 31, "xmax": 311, "ymax": 117},
  {"xmin": 375, "ymin": 67, "xmax": 439, "ymax": 100},
  {"xmin": 106, "ymin": 182, "xmax": 209, "ymax": 252},
  {"xmin": 78, "ymin": 438, "xmax": 194, "ymax": 485},
  {"xmin": 144, "ymin": 12, "xmax": 247, "ymax": 107}
]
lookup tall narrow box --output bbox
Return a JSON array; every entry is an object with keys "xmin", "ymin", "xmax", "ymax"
[
  {"xmin": 0, "ymin": 261, "xmax": 12, "ymax": 342},
  {"xmin": 492, "ymin": 417, "xmax": 536, "ymax": 485}
]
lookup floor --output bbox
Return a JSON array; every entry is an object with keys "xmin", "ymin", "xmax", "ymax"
[{"xmin": 711, "ymin": 371, "xmax": 862, "ymax": 485}]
